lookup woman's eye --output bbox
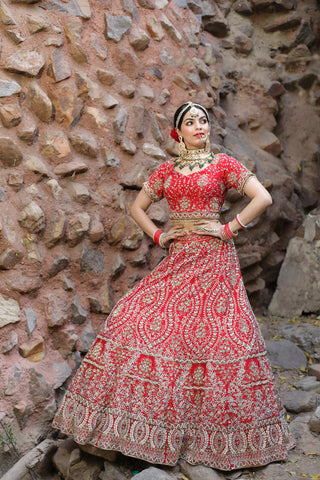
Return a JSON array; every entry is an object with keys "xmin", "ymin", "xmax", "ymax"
[
  {"xmin": 200, "ymin": 119, "xmax": 207, "ymax": 124},
  {"xmin": 186, "ymin": 121, "xmax": 193, "ymax": 126}
]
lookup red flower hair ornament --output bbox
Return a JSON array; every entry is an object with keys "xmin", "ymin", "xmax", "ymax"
[{"xmin": 170, "ymin": 128, "xmax": 180, "ymax": 143}]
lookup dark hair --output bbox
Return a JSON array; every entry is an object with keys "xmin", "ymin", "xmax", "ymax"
[{"xmin": 173, "ymin": 103, "xmax": 209, "ymax": 130}]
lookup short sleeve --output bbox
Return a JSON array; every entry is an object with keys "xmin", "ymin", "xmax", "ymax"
[
  {"xmin": 142, "ymin": 162, "xmax": 168, "ymax": 202},
  {"xmin": 220, "ymin": 154, "xmax": 255, "ymax": 195}
]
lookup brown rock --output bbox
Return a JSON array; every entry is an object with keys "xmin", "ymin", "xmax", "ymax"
[
  {"xmin": 64, "ymin": 18, "xmax": 82, "ymax": 43},
  {"xmin": 308, "ymin": 364, "xmax": 320, "ymax": 381},
  {"xmin": 102, "ymin": 94, "xmax": 119, "ymax": 110},
  {"xmin": 76, "ymin": 72, "xmax": 100, "ymax": 100},
  {"xmin": 45, "ymin": 294, "xmax": 69, "ymax": 328},
  {"xmin": 69, "ymin": 130, "xmax": 99, "ymax": 158},
  {"xmin": 18, "ymin": 201, "xmax": 46, "ymax": 233},
  {"xmin": 146, "ymin": 15, "xmax": 164, "ymax": 41},
  {"xmin": 97, "ymin": 69, "xmax": 115, "ymax": 86},
  {"xmin": 24, "ymin": 155, "xmax": 51, "ymax": 177},
  {"xmin": 84, "ymin": 107, "xmax": 108, "ymax": 130},
  {"xmin": 202, "ymin": 2, "xmax": 229, "ymax": 37},
  {"xmin": 47, "ymin": 49, "xmax": 72, "ymax": 83},
  {"xmin": 51, "ymin": 328, "xmax": 78, "ymax": 359},
  {"xmin": 121, "ymin": 165, "xmax": 148, "ymax": 189},
  {"xmin": 0, "ymin": 294, "xmax": 20, "ymax": 329},
  {"xmin": 17, "ymin": 121, "xmax": 38, "ymax": 145},
  {"xmin": 108, "ymin": 216, "xmax": 127, "ymax": 245},
  {"xmin": 41, "ymin": 131, "xmax": 71, "ymax": 160},
  {"xmin": 7, "ymin": 172, "xmax": 23, "ymax": 190},
  {"xmin": 91, "ymin": 33, "xmax": 108, "ymax": 60},
  {"xmin": 67, "ymin": 212, "xmax": 90, "ymax": 247},
  {"xmin": 19, "ymin": 336, "xmax": 45, "ymax": 362},
  {"xmin": 44, "ymin": 36, "xmax": 64, "ymax": 47},
  {"xmin": 264, "ymin": 13, "xmax": 301, "ymax": 32},
  {"xmin": 27, "ymin": 15, "xmax": 50, "ymax": 34},
  {"xmin": 6, "ymin": 29, "xmax": 25, "ymax": 44},
  {"xmin": 4, "ymin": 50, "xmax": 45, "ymax": 76},
  {"xmin": 120, "ymin": 136, "xmax": 137, "ymax": 155},
  {"xmin": 234, "ymin": 34, "xmax": 253, "ymax": 54},
  {"xmin": 70, "ymin": 182, "xmax": 91, "ymax": 204},
  {"xmin": 54, "ymin": 160, "xmax": 88, "ymax": 177},
  {"xmin": 0, "ymin": 137, "xmax": 23, "ymax": 166},
  {"xmin": 70, "ymin": 43, "xmax": 89, "ymax": 64},
  {"xmin": 112, "ymin": 47, "xmax": 143, "ymax": 80},
  {"xmin": 119, "ymin": 83, "xmax": 136, "ymax": 98},
  {"xmin": 233, "ymin": 0, "xmax": 252, "ymax": 14},
  {"xmin": 46, "ymin": 209, "xmax": 66, "ymax": 248},
  {"xmin": 49, "ymin": 85, "xmax": 84, "ymax": 128},
  {"xmin": 0, "ymin": 102, "xmax": 21, "ymax": 127},
  {"xmin": 100, "ymin": 281, "xmax": 113, "ymax": 314},
  {"xmin": 0, "ymin": 1, "xmax": 16, "ymax": 25},
  {"xmin": 27, "ymin": 81, "xmax": 53, "ymax": 123},
  {"xmin": 129, "ymin": 26, "xmax": 150, "ymax": 50},
  {"xmin": 255, "ymin": 130, "xmax": 282, "ymax": 156},
  {"xmin": 161, "ymin": 14, "xmax": 182, "ymax": 42},
  {"xmin": 6, "ymin": 273, "xmax": 43, "ymax": 294},
  {"xmin": 89, "ymin": 219, "xmax": 105, "ymax": 243},
  {"xmin": 173, "ymin": 73, "xmax": 189, "ymax": 90},
  {"xmin": 122, "ymin": 217, "xmax": 144, "ymax": 250},
  {"xmin": 137, "ymin": 0, "xmax": 155, "ymax": 7},
  {"xmin": 111, "ymin": 253, "xmax": 126, "ymax": 278}
]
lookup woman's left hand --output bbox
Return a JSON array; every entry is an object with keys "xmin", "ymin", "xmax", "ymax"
[{"xmin": 192, "ymin": 220, "xmax": 222, "ymax": 238}]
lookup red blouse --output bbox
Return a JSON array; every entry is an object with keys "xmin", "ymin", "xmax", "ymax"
[{"xmin": 143, "ymin": 154, "xmax": 255, "ymax": 223}]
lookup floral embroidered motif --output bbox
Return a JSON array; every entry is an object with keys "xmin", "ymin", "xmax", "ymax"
[{"xmin": 53, "ymin": 156, "xmax": 294, "ymax": 470}]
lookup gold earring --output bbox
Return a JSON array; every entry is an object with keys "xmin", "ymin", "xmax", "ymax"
[{"xmin": 178, "ymin": 136, "xmax": 187, "ymax": 156}]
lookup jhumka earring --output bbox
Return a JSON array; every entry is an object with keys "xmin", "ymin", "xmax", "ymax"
[
  {"xmin": 178, "ymin": 136, "xmax": 188, "ymax": 156},
  {"xmin": 203, "ymin": 133, "xmax": 211, "ymax": 153}
]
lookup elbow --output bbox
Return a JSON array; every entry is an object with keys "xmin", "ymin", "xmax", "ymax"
[{"xmin": 263, "ymin": 191, "xmax": 273, "ymax": 208}]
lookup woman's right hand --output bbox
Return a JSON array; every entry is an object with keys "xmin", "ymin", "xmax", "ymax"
[{"xmin": 161, "ymin": 226, "xmax": 186, "ymax": 247}]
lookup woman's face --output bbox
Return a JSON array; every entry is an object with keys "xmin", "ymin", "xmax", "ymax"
[{"xmin": 176, "ymin": 107, "xmax": 210, "ymax": 150}]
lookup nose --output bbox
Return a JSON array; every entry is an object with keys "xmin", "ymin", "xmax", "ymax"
[{"xmin": 195, "ymin": 119, "xmax": 202, "ymax": 129}]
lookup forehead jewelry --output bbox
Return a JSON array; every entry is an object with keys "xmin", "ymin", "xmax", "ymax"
[{"xmin": 175, "ymin": 102, "xmax": 208, "ymax": 128}]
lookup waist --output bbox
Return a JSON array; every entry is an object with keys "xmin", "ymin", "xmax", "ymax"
[{"xmin": 171, "ymin": 217, "xmax": 220, "ymax": 231}]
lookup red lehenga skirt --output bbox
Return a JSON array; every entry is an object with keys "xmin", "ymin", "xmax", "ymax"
[{"xmin": 52, "ymin": 234, "xmax": 295, "ymax": 470}]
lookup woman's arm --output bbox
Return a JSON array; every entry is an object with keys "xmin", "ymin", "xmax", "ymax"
[
  {"xmin": 229, "ymin": 176, "xmax": 272, "ymax": 234},
  {"xmin": 130, "ymin": 190, "xmax": 185, "ymax": 246}
]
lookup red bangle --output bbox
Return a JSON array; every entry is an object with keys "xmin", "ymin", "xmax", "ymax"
[
  {"xmin": 235, "ymin": 214, "xmax": 246, "ymax": 229},
  {"xmin": 219, "ymin": 223, "xmax": 236, "ymax": 241},
  {"xmin": 153, "ymin": 229, "xmax": 163, "ymax": 246}
]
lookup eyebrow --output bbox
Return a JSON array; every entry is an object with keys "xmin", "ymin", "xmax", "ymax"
[{"xmin": 183, "ymin": 115, "xmax": 207, "ymax": 122}]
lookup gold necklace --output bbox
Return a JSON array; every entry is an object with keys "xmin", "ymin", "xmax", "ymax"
[{"xmin": 174, "ymin": 149, "xmax": 215, "ymax": 171}]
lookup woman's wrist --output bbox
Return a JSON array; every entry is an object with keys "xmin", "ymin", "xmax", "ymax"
[{"xmin": 153, "ymin": 229, "xmax": 163, "ymax": 246}]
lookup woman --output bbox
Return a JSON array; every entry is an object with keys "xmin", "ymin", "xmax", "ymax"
[{"xmin": 53, "ymin": 102, "xmax": 295, "ymax": 471}]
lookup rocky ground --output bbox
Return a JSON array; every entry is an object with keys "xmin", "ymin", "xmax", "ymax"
[{"xmin": 2, "ymin": 314, "xmax": 318, "ymax": 480}]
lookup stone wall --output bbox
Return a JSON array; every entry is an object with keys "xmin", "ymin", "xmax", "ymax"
[{"xmin": 0, "ymin": 0, "xmax": 319, "ymax": 474}]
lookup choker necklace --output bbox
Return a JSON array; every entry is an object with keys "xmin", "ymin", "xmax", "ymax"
[{"xmin": 174, "ymin": 134, "xmax": 214, "ymax": 170}]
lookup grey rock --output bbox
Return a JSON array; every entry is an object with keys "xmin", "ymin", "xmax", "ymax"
[
  {"xmin": 54, "ymin": 161, "xmax": 88, "ymax": 178},
  {"xmin": 130, "ymin": 467, "xmax": 173, "ymax": 480},
  {"xmin": 293, "ymin": 376, "xmax": 320, "ymax": 393},
  {"xmin": 48, "ymin": 48, "xmax": 72, "ymax": 83},
  {"xmin": 63, "ymin": 275, "xmax": 74, "ymax": 291},
  {"xmin": 309, "ymin": 406, "xmax": 320, "ymax": 433},
  {"xmin": 80, "ymin": 245, "xmax": 105, "ymax": 273},
  {"xmin": 45, "ymin": 294, "xmax": 69, "ymax": 328},
  {"xmin": 2, "ymin": 330, "xmax": 18, "ymax": 353},
  {"xmin": 266, "ymin": 340, "xmax": 307, "ymax": 370},
  {"xmin": 4, "ymin": 50, "xmax": 45, "ymax": 76},
  {"xmin": 104, "ymin": 14, "xmax": 132, "ymax": 43},
  {"xmin": 100, "ymin": 461, "xmax": 127, "ymax": 480},
  {"xmin": 291, "ymin": 20, "xmax": 316, "ymax": 48},
  {"xmin": 281, "ymin": 324, "xmax": 320, "ymax": 355},
  {"xmin": 67, "ymin": 212, "xmax": 90, "ymax": 247},
  {"xmin": 0, "ymin": 185, "xmax": 5, "ymax": 201},
  {"xmin": 234, "ymin": 34, "xmax": 253, "ymax": 54},
  {"xmin": 0, "ymin": 102, "xmax": 22, "ymax": 127},
  {"xmin": 122, "ymin": 217, "xmax": 144, "ymax": 250},
  {"xmin": 0, "ymin": 79, "xmax": 21, "ymax": 97},
  {"xmin": 18, "ymin": 201, "xmax": 46, "ymax": 233},
  {"xmin": 53, "ymin": 362, "xmax": 72, "ymax": 389},
  {"xmin": 0, "ymin": 136, "xmax": 23, "ymax": 166},
  {"xmin": 91, "ymin": 33, "xmax": 108, "ymax": 60},
  {"xmin": 25, "ymin": 307, "xmax": 37, "ymax": 335},
  {"xmin": 27, "ymin": 15, "xmax": 51, "ymax": 34},
  {"xmin": 308, "ymin": 364, "xmax": 320, "ymax": 381},
  {"xmin": 40, "ymin": 0, "xmax": 91, "ymax": 19},
  {"xmin": 150, "ymin": 115, "xmax": 164, "ymax": 144},
  {"xmin": 81, "ymin": 320, "xmax": 95, "ymax": 353},
  {"xmin": 202, "ymin": 1, "xmax": 229, "ymax": 37},
  {"xmin": 49, "ymin": 256, "xmax": 70, "ymax": 278},
  {"xmin": 5, "ymin": 364, "xmax": 23, "ymax": 396},
  {"xmin": 71, "ymin": 295, "xmax": 88, "ymax": 324},
  {"xmin": 233, "ymin": 0, "xmax": 252, "ymax": 14},
  {"xmin": 133, "ymin": 105, "xmax": 145, "ymax": 136},
  {"xmin": 119, "ymin": 83, "xmax": 136, "ymax": 98},
  {"xmin": 29, "ymin": 368, "xmax": 51, "ymax": 406},
  {"xmin": 111, "ymin": 254, "xmax": 126, "ymax": 278},
  {"xmin": 103, "ymin": 148, "xmax": 120, "ymax": 168},
  {"xmin": 113, "ymin": 108, "xmax": 128, "ymax": 144},
  {"xmin": 281, "ymin": 389, "xmax": 318, "ymax": 413},
  {"xmin": 180, "ymin": 460, "xmax": 224, "ymax": 480}
]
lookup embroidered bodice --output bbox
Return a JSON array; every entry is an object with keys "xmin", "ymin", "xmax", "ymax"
[{"xmin": 143, "ymin": 153, "xmax": 255, "ymax": 222}]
